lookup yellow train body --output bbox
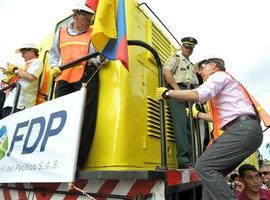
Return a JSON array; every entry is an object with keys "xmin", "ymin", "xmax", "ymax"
[{"xmin": 37, "ymin": 0, "xmax": 178, "ymax": 171}]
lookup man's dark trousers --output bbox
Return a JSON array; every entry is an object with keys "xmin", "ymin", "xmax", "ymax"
[
  {"xmin": 195, "ymin": 118, "xmax": 263, "ymax": 200},
  {"xmin": 167, "ymin": 83, "xmax": 192, "ymax": 167},
  {"xmin": 55, "ymin": 64, "xmax": 99, "ymax": 167}
]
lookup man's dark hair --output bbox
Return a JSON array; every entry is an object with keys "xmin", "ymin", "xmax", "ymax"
[
  {"xmin": 32, "ymin": 49, "xmax": 39, "ymax": 57},
  {"xmin": 207, "ymin": 58, "xmax": 225, "ymax": 68},
  {"xmin": 230, "ymin": 173, "xmax": 239, "ymax": 182},
  {"xmin": 198, "ymin": 58, "xmax": 226, "ymax": 71},
  {"xmin": 238, "ymin": 164, "xmax": 258, "ymax": 178},
  {"xmin": 20, "ymin": 48, "xmax": 39, "ymax": 57}
]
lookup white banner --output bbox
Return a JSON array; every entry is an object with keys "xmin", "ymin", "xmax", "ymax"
[{"xmin": 0, "ymin": 88, "xmax": 86, "ymax": 183}]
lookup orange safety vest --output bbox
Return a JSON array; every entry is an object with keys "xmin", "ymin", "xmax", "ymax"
[
  {"xmin": 208, "ymin": 72, "xmax": 270, "ymax": 146},
  {"xmin": 56, "ymin": 27, "xmax": 92, "ymax": 83},
  {"xmin": 207, "ymin": 101, "xmax": 222, "ymax": 145}
]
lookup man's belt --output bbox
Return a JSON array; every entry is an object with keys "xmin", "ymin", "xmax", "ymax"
[
  {"xmin": 222, "ymin": 115, "xmax": 258, "ymax": 131},
  {"xmin": 177, "ymin": 82, "xmax": 197, "ymax": 88},
  {"xmin": 86, "ymin": 63, "xmax": 97, "ymax": 68}
]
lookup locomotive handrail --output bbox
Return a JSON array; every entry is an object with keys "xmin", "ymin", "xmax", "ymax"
[
  {"xmin": 186, "ymin": 83, "xmax": 199, "ymax": 165},
  {"xmin": 47, "ymin": 52, "xmax": 100, "ymax": 101},
  {"xmin": 138, "ymin": 3, "xmax": 181, "ymax": 48},
  {"xmin": 0, "ymin": 82, "xmax": 21, "ymax": 114},
  {"xmin": 194, "ymin": 109, "xmax": 202, "ymax": 156},
  {"xmin": 47, "ymin": 40, "xmax": 167, "ymax": 170},
  {"xmin": 127, "ymin": 40, "xmax": 167, "ymax": 170},
  {"xmin": 37, "ymin": 50, "xmax": 50, "ymax": 101}
]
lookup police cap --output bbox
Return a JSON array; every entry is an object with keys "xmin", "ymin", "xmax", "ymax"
[{"xmin": 181, "ymin": 37, "xmax": 198, "ymax": 48}]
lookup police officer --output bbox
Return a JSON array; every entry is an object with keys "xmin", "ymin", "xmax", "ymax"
[{"xmin": 163, "ymin": 37, "xmax": 198, "ymax": 168}]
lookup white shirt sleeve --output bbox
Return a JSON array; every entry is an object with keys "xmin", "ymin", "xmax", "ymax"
[
  {"xmin": 27, "ymin": 59, "xmax": 42, "ymax": 79},
  {"xmin": 49, "ymin": 29, "xmax": 61, "ymax": 68},
  {"xmin": 194, "ymin": 72, "xmax": 228, "ymax": 103}
]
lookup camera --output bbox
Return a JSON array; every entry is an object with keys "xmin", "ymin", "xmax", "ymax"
[{"xmin": 227, "ymin": 181, "xmax": 236, "ymax": 190}]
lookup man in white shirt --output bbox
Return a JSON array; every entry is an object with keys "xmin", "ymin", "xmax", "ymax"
[
  {"xmin": 2, "ymin": 44, "xmax": 42, "ymax": 117},
  {"xmin": 156, "ymin": 58, "xmax": 263, "ymax": 199},
  {"xmin": 49, "ymin": 3, "xmax": 105, "ymax": 168}
]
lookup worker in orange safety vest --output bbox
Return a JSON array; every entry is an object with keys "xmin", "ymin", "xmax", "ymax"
[{"xmin": 49, "ymin": 3, "xmax": 106, "ymax": 168}]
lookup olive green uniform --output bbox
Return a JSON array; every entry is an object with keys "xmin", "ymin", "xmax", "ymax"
[{"xmin": 164, "ymin": 53, "xmax": 198, "ymax": 166}]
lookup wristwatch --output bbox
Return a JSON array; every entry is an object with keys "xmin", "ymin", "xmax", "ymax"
[
  {"xmin": 163, "ymin": 90, "xmax": 170, "ymax": 99},
  {"xmin": 14, "ymin": 69, "xmax": 19, "ymax": 75}
]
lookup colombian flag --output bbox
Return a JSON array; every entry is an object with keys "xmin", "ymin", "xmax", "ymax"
[
  {"xmin": 90, "ymin": 0, "xmax": 129, "ymax": 70},
  {"xmin": 85, "ymin": 0, "xmax": 99, "ymax": 13}
]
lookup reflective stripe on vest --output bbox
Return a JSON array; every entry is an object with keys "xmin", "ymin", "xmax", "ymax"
[
  {"xmin": 208, "ymin": 101, "xmax": 221, "ymax": 142},
  {"xmin": 209, "ymin": 72, "xmax": 270, "ymax": 143},
  {"xmin": 56, "ymin": 27, "xmax": 92, "ymax": 83}
]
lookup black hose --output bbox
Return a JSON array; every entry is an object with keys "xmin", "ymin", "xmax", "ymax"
[{"xmin": 128, "ymin": 40, "xmax": 167, "ymax": 170}]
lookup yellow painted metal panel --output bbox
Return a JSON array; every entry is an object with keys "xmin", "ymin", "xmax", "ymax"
[{"xmin": 38, "ymin": 0, "xmax": 179, "ymax": 171}]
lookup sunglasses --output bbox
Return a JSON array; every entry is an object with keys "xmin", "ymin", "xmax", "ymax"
[
  {"xmin": 182, "ymin": 45, "xmax": 194, "ymax": 50},
  {"xmin": 259, "ymin": 171, "xmax": 270, "ymax": 176},
  {"xmin": 76, "ymin": 11, "xmax": 91, "ymax": 16}
]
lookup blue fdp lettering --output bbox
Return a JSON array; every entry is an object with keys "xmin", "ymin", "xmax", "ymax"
[
  {"xmin": 22, "ymin": 117, "xmax": 45, "ymax": 154},
  {"xmin": 7, "ymin": 110, "xmax": 67, "ymax": 156},
  {"xmin": 41, "ymin": 111, "xmax": 67, "ymax": 152},
  {"xmin": 7, "ymin": 121, "xmax": 29, "ymax": 156}
]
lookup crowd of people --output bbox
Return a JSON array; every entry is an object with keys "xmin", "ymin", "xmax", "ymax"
[{"xmin": 226, "ymin": 163, "xmax": 270, "ymax": 199}]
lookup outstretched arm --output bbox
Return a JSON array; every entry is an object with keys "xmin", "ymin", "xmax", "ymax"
[{"xmin": 166, "ymin": 89, "xmax": 199, "ymax": 102}]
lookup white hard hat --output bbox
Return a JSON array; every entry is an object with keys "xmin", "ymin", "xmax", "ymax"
[
  {"xmin": 73, "ymin": 3, "xmax": 95, "ymax": 15},
  {"xmin": 15, "ymin": 43, "xmax": 39, "ymax": 53}
]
